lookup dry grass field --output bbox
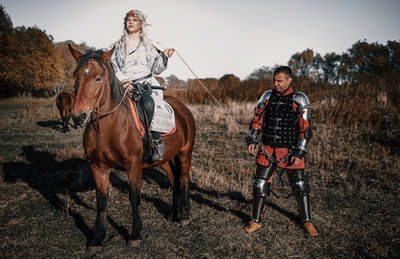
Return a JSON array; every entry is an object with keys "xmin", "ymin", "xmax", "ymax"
[{"xmin": 0, "ymin": 86, "xmax": 399, "ymax": 257}]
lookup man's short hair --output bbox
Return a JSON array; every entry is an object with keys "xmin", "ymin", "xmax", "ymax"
[{"xmin": 273, "ymin": 66, "xmax": 293, "ymax": 79}]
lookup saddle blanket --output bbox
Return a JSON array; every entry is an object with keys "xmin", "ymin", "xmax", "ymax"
[{"xmin": 150, "ymin": 100, "xmax": 175, "ymax": 133}]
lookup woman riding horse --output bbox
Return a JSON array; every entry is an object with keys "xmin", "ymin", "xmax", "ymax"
[
  {"xmin": 68, "ymin": 43, "xmax": 195, "ymax": 251},
  {"xmin": 111, "ymin": 9, "xmax": 175, "ymax": 161}
]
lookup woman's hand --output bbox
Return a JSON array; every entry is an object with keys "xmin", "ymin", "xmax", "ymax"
[
  {"xmin": 163, "ymin": 48, "xmax": 175, "ymax": 58},
  {"xmin": 121, "ymin": 79, "xmax": 133, "ymax": 95}
]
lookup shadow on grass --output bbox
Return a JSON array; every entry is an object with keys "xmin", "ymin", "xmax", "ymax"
[
  {"xmin": 3, "ymin": 145, "xmax": 95, "ymax": 244},
  {"xmin": 36, "ymin": 120, "xmax": 79, "ymax": 133},
  {"xmin": 2, "ymin": 146, "xmax": 300, "ymax": 245},
  {"xmin": 139, "ymin": 167, "xmax": 300, "ymax": 226},
  {"xmin": 36, "ymin": 120, "xmax": 63, "ymax": 132}
]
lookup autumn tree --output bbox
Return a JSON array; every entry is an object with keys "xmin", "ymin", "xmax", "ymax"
[
  {"xmin": 165, "ymin": 74, "xmax": 187, "ymax": 88},
  {"xmin": 246, "ymin": 66, "xmax": 274, "ymax": 80},
  {"xmin": 288, "ymin": 48, "xmax": 320, "ymax": 79},
  {"xmin": 320, "ymin": 52, "xmax": 342, "ymax": 84},
  {"xmin": 285, "ymin": 40, "xmax": 400, "ymax": 84},
  {"xmin": 387, "ymin": 40, "xmax": 400, "ymax": 71},
  {"xmin": 53, "ymin": 41, "xmax": 91, "ymax": 93},
  {"xmin": 0, "ymin": 5, "xmax": 18, "ymax": 96},
  {"xmin": 0, "ymin": 5, "xmax": 63, "ymax": 97},
  {"xmin": 347, "ymin": 40, "xmax": 390, "ymax": 75}
]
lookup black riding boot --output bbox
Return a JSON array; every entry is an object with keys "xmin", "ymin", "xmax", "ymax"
[{"xmin": 151, "ymin": 131, "xmax": 165, "ymax": 161}]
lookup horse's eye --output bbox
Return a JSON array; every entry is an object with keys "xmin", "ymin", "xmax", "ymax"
[{"xmin": 96, "ymin": 77, "xmax": 102, "ymax": 82}]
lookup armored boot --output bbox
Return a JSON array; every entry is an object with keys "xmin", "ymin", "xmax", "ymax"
[
  {"xmin": 303, "ymin": 221, "xmax": 318, "ymax": 236},
  {"xmin": 245, "ymin": 221, "xmax": 262, "ymax": 233},
  {"xmin": 245, "ymin": 164, "xmax": 276, "ymax": 233},
  {"xmin": 287, "ymin": 169, "xmax": 318, "ymax": 236},
  {"xmin": 297, "ymin": 193, "xmax": 318, "ymax": 236},
  {"xmin": 245, "ymin": 189, "xmax": 267, "ymax": 233},
  {"xmin": 151, "ymin": 131, "xmax": 165, "ymax": 161}
]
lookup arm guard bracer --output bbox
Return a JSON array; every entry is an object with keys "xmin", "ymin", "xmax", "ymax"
[
  {"xmin": 245, "ymin": 128, "xmax": 260, "ymax": 145},
  {"xmin": 292, "ymin": 92, "xmax": 312, "ymax": 159}
]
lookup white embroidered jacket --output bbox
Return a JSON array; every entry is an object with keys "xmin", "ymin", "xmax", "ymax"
[{"xmin": 110, "ymin": 39, "xmax": 168, "ymax": 104}]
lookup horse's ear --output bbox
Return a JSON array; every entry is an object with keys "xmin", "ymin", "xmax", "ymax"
[
  {"xmin": 100, "ymin": 46, "xmax": 115, "ymax": 64},
  {"xmin": 68, "ymin": 43, "xmax": 83, "ymax": 61}
]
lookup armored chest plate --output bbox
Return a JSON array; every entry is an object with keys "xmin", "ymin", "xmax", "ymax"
[{"xmin": 262, "ymin": 92, "xmax": 297, "ymax": 148}]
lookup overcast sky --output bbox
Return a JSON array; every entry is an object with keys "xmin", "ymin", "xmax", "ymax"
[{"xmin": 2, "ymin": 0, "xmax": 400, "ymax": 80}]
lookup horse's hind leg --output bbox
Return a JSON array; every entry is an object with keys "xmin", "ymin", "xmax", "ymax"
[
  {"xmin": 88, "ymin": 165, "xmax": 111, "ymax": 251},
  {"xmin": 127, "ymin": 161, "xmax": 143, "ymax": 248},
  {"xmin": 160, "ymin": 162, "xmax": 176, "ymax": 220},
  {"xmin": 160, "ymin": 162, "xmax": 174, "ymax": 188},
  {"xmin": 172, "ymin": 152, "xmax": 192, "ymax": 225}
]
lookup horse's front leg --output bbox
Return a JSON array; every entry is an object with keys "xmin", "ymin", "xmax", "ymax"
[
  {"xmin": 65, "ymin": 113, "xmax": 71, "ymax": 131},
  {"xmin": 127, "ymin": 160, "xmax": 143, "ymax": 248},
  {"xmin": 88, "ymin": 164, "xmax": 110, "ymax": 251},
  {"xmin": 62, "ymin": 113, "xmax": 67, "ymax": 132}
]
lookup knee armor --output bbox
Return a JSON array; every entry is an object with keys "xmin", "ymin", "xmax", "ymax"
[
  {"xmin": 253, "ymin": 177, "xmax": 270, "ymax": 198},
  {"xmin": 288, "ymin": 169, "xmax": 310, "ymax": 197},
  {"xmin": 253, "ymin": 164, "xmax": 276, "ymax": 197}
]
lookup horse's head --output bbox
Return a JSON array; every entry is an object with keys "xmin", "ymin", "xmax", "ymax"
[{"xmin": 68, "ymin": 43, "xmax": 115, "ymax": 125}]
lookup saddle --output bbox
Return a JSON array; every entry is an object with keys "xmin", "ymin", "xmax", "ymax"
[{"xmin": 129, "ymin": 82, "xmax": 176, "ymax": 163}]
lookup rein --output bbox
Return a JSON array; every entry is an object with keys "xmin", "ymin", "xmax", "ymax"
[
  {"xmin": 87, "ymin": 65, "xmax": 130, "ymax": 120},
  {"xmin": 95, "ymin": 86, "xmax": 130, "ymax": 117}
]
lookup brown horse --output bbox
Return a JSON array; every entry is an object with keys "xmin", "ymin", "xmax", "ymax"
[
  {"xmin": 68, "ymin": 43, "xmax": 196, "ymax": 250},
  {"xmin": 56, "ymin": 91, "xmax": 76, "ymax": 132}
]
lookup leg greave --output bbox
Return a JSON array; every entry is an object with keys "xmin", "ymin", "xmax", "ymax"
[
  {"xmin": 251, "ymin": 164, "xmax": 276, "ymax": 223},
  {"xmin": 296, "ymin": 195, "xmax": 311, "ymax": 223},
  {"xmin": 287, "ymin": 169, "xmax": 311, "ymax": 222}
]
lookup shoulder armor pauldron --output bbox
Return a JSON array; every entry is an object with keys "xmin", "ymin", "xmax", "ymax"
[
  {"xmin": 257, "ymin": 90, "xmax": 272, "ymax": 108},
  {"xmin": 293, "ymin": 92, "xmax": 310, "ymax": 112}
]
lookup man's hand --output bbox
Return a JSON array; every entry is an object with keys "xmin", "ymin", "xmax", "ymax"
[
  {"xmin": 163, "ymin": 48, "xmax": 175, "ymax": 58},
  {"xmin": 248, "ymin": 144, "xmax": 257, "ymax": 156},
  {"xmin": 288, "ymin": 156, "xmax": 301, "ymax": 166}
]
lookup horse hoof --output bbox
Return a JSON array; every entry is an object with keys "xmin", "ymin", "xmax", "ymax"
[
  {"xmin": 180, "ymin": 219, "xmax": 191, "ymax": 227},
  {"xmin": 127, "ymin": 239, "xmax": 142, "ymax": 249},
  {"xmin": 86, "ymin": 245, "xmax": 102, "ymax": 254}
]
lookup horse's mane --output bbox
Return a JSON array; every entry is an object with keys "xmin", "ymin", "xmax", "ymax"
[{"xmin": 74, "ymin": 50, "xmax": 126, "ymax": 106}]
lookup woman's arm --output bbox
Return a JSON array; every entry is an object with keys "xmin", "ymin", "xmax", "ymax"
[
  {"xmin": 110, "ymin": 43, "xmax": 127, "ymax": 81},
  {"xmin": 149, "ymin": 44, "xmax": 174, "ymax": 75}
]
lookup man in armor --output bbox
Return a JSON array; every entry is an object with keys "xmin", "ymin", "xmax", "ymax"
[{"xmin": 244, "ymin": 66, "xmax": 318, "ymax": 236}]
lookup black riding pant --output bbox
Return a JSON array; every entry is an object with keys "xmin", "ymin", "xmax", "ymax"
[{"xmin": 140, "ymin": 93, "xmax": 155, "ymax": 126}]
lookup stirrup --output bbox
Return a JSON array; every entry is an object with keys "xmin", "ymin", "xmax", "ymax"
[{"xmin": 151, "ymin": 138, "xmax": 165, "ymax": 161}]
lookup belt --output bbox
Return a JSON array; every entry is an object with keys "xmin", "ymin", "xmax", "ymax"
[{"xmin": 131, "ymin": 73, "xmax": 152, "ymax": 83}]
